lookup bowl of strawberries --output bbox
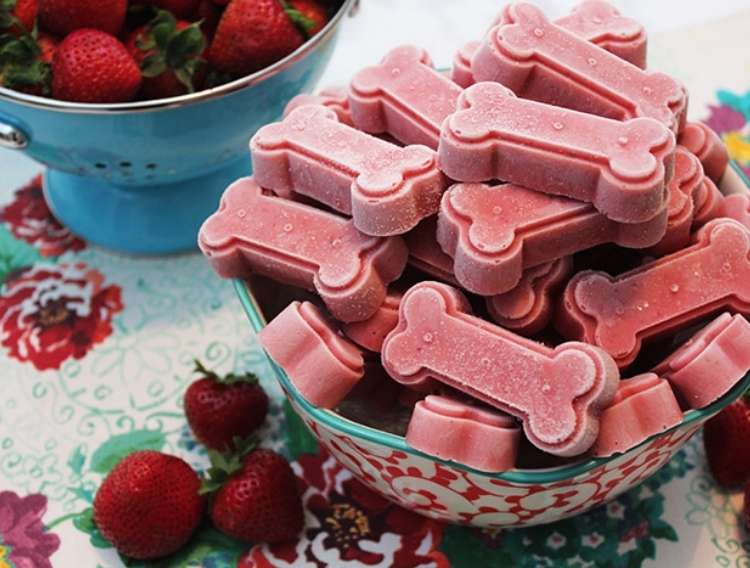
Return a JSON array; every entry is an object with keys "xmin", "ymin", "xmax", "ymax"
[{"xmin": 0, "ymin": 0, "xmax": 354, "ymax": 254}]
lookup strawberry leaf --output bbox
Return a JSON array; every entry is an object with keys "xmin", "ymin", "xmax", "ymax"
[
  {"xmin": 199, "ymin": 437, "xmax": 258, "ymax": 495},
  {"xmin": 165, "ymin": 23, "xmax": 205, "ymax": 69},
  {"xmin": 140, "ymin": 53, "xmax": 167, "ymax": 78},
  {"xmin": 285, "ymin": 7, "xmax": 316, "ymax": 37},
  {"xmin": 193, "ymin": 359, "xmax": 259, "ymax": 386}
]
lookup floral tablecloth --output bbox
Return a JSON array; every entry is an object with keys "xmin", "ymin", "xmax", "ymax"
[{"xmin": 2, "ymin": 11, "xmax": 750, "ymax": 568}]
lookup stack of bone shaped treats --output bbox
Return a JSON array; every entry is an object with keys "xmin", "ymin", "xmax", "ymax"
[{"xmin": 199, "ymin": 0, "xmax": 750, "ymax": 471}]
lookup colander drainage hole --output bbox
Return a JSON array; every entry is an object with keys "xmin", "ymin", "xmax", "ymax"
[
  {"xmin": 119, "ymin": 161, "xmax": 132, "ymax": 168},
  {"xmin": 94, "ymin": 163, "xmax": 107, "ymax": 169},
  {"xmin": 146, "ymin": 163, "xmax": 158, "ymax": 170}
]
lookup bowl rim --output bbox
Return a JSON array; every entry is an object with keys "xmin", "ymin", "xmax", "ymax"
[{"xmin": 0, "ymin": 0, "xmax": 355, "ymax": 115}]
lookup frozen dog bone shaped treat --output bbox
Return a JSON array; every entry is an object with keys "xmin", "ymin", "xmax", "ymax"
[
  {"xmin": 653, "ymin": 313, "xmax": 750, "ymax": 408},
  {"xmin": 406, "ymin": 395, "xmax": 520, "ymax": 471},
  {"xmin": 438, "ymin": 82, "xmax": 674, "ymax": 223},
  {"xmin": 343, "ymin": 290, "xmax": 403, "ymax": 352},
  {"xmin": 382, "ymin": 281, "xmax": 620, "ymax": 456},
  {"xmin": 251, "ymin": 104, "xmax": 446, "ymax": 236},
  {"xmin": 592, "ymin": 373, "xmax": 682, "ymax": 457},
  {"xmin": 556, "ymin": 219, "xmax": 750, "ymax": 367},
  {"xmin": 678, "ymin": 122, "xmax": 729, "ymax": 183},
  {"xmin": 692, "ymin": 177, "xmax": 725, "ymax": 227},
  {"xmin": 404, "ymin": 217, "xmax": 461, "ymax": 285},
  {"xmin": 720, "ymin": 194, "xmax": 750, "ymax": 230},
  {"xmin": 283, "ymin": 86, "xmax": 353, "ymax": 126},
  {"xmin": 451, "ymin": 41, "xmax": 480, "ymax": 87},
  {"xmin": 437, "ymin": 182, "xmax": 667, "ymax": 295},
  {"xmin": 260, "ymin": 301, "xmax": 364, "ymax": 408},
  {"xmin": 472, "ymin": 3, "xmax": 685, "ymax": 133},
  {"xmin": 198, "ymin": 177, "xmax": 408, "ymax": 323},
  {"xmin": 486, "ymin": 257, "xmax": 572, "ymax": 335},
  {"xmin": 349, "ymin": 45, "xmax": 463, "ymax": 149}
]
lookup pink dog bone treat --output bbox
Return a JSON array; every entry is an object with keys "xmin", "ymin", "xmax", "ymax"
[
  {"xmin": 451, "ymin": 41, "xmax": 480, "ymax": 88},
  {"xmin": 592, "ymin": 373, "xmax": 682, "ymax": 457},
  {"xmin": 648, "ymin": 147, "xmax": 701, "ymax": 256},
  {"xmin": 343, "ymin": 290, "xmax": 403, "ymax": 352},
  {"xmin": 438, "ymin": 82, "xmax": 675, "ymax": 224},
  {"xmin": 382, "ymin": 281, "xmax": 620, "ymax": 456},
  {"xmin": 251, "ymin": 104, "xmax": 446, "ymax": 236},
  {"xmin": 283, "ymin": 86, "xmax": 353, "ymax": 126},
  {"xmin": 406, "ymin": 395, "xmax": 521, "ymax": 472},
  {"xmin": 486, "ymin": 257, "xmax": 573, "ymax": 335},
  {"xmin": 678, "ymin": 122, "xmax": 730, "ymax": 183},
  {"xmin": 556, "ymin": 218, "xmax": 750, "ymax": 368},
  {"xmin": 653, "ymin": 313, "xmax": 750, "ymax": 409},
  {"xmin": 437, "ymin": 182, "xmax": 668, "ymax": 295},
  {"xmin": 198, "ymin": 177, "xmax": 408, "ymax": 323},
  {"xmin": 692, "ymin": 177, "xmax": 725, "ymax": 227},
  {"xmin": 720, "ymin": 194, "xmax": 750, "ymax": 230},
  {"xmin": 259, "ymin": 301, "xmax": 364, "ymax": 408},
  {"xmin": 472, "ymin": 3, "xmax": 686, "ymax": 133},
  {"xmin": 404, "ymin": 217, "xmax": 460, "ymax": 285},
  {"xmin": 349, "ymin": 45, "xmax": 463, "ymax": 149}
]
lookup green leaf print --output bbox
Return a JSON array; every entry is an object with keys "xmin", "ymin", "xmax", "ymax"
[
  {"xmin": 68, "ymin": 444, "xmax": 86, "ymax": 476},
  {"xmin": 0, "ymin": 224, "xmax": 41, "ymax": 284},
  {"xmin": 90, "ymin": 430, "xmax": 167, "ymax": 474},
  {"xmin": 73, "ymin": 508, "xmax": 112, "ymax": 549}
]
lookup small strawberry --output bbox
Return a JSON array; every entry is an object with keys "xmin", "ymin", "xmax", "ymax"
[
  {"xmin": 0, "ymin": 0, "xmax": 38, "ymax": 35},
  {"xmin": 93, "ymin": 450, "xmax": 204, "ymax": 560},
  {"xmin": 703, "ymin": 393, "xmax": 750, "ymax": 488},
  {"xmin": 127, "ymin": 10, "xmax": 206, "ymax": 99},
  {"xmin": 0, "ymin": 29, "xmax": 52, "ymax": 95},
  {"xmin": 184, "ymin": 360, "xmax": 268, "ymax": 451},
  {"xmin": 287, "ymin": 0, "xmax": 327, "ymax": 36},
  {"xmin": 204, "ymin": 442, "xmax": 304, "ymax": 543},
  {"xmin": 207, "ymin": 0, "xmax": 304, "ymax": 77},
  {"xmin": 142, "ymin": 0, "xmax": 201, "ymax": 19},
  {"xmin": 38, "ymin": 0, "xmax": 126, "ymax": 36},
  {"xmin": 52, "ymin": 29, "xmax": 141, "ymax": 103}
]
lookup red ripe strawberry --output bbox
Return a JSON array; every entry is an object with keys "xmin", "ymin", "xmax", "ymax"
[
  {"xmin": 211, "ymin": 0, "xmax": 229, "ymax": 5},
  {"xmin": 142, "ymin": 0, "xmax": 201, "ymax": 19},
  {"xmin": 93, "ymin": 451, "xmax": 203, "ymax": 560},
  {"xmin": 703, "ymin": 394, "xmax": 750, "ymax": 488},
  {"xmin": 0, "ymin": 0, "xmax": 38, "ymax": 35},
  {"xmin": 208, "ymin": 0, "xmax": 304, "ymax": 77},
  {"xmin": 37, "ymin": 32, "xmax": 56, "ymax": 62},
  {"xmin": 205, "ymin": 446, "xmax": 304, "ymax": 543},
  {"xmin": 184, "ymin": 360, "xmax": 268, "ymax": 451},
  {"xmin": 52, "ymin": 30, "xmax": 141, "ymax": 103},
  {"xmin": 287, "ymin": 0, "xmax": 328, "ymax": 36},
  {"xmin": 39, "ymin": 0, "xmax": 126, "ymax": 36},
  {"xmin": 126, "ymin": 10, "xmax": 206, "ymax": 100}
]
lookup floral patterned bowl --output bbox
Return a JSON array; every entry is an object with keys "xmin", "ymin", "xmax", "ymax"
[{"xmin": 234, "ymin": 162, "xmax": 750, "ymax": 529}]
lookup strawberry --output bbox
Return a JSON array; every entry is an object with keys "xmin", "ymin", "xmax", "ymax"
[
  {"xmin": 204, "ymin": 443, "xmax": 304, "ymax": 543},
  {"xmin": 127, "ymin": 10, "xmax": 206, "ymax": 100},
  {"xmin": 195, "ymin": 0, "xmax": 221, "ymax": 38},
  {"xmin": 52, "ymin": 29, "xmax": 141, "ymax": 103},
  {"xmin": 287, "ymin": 0, "xmax": 327, "ymax": 36},
  {"xmin": 184, "ymin": 360, "xmax": 268, "ymax": 451},
  {"xmin": 0, "ymin": 0, "xmax": 38, "ymax": 35},
  {"xmin": 93, "ymin": 451, "xmax": 203, "ymax": 560},
  {"xmin": 207, "ymin": 0, "xmax": 304, "ymax": 77},
  {"xmin": 703, "ymin": 393, "xmax": 750, "ymax": 488},
  {"xmin": 38, "ymin": 0, "xmax": 126, "ymax": 36},
  {"xmin": 142, "ymin": 0, "xmax": 201, "ymax": 19},
  {"xmin": 0, "ymin": 29, "xmax": 52, "ymax": 95}
]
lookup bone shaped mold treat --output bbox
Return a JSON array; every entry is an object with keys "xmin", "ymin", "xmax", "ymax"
[
  {"xmin": 692, "ymin": 177, "xmax": 725, "ymax": 227},
  {"xmin": 284, "ymin": 86, "xmax": 354, "ymax": 126},
  {"xmin": 437, "ymin": 182, "xmax": 667, "ymax": 295},
  {"xmin": 653, "ymin": 313, "xmax": 750, "ymax": 409},
  {"xmin": 451, "ymin": 41, "xmax": 480, "ymax": 87},
  {"xmin": 472, "ymin": 3, "xmax": 686, "ymax": 133},
  {"xmin": 404, "ymin": 217, "xmax": 461, "ymax": 285},
  {"xmin": 251, "ymin": 104, "xmax": 447, "ymax": 236},
  {"xmin": 678, "ymin": 122, "xmax": 730, "ymax": 183},
  {"xmin": 406, "ymin": 395, "xmax": 521, "ymax": 471},
  {"xmin": 438, "ymin": 82, "xmax": 675, "ymax": 224},
  {"xmin": 349, "ymin": 45, "xmax": 463, "ymax": 149},
  {"xmin": 556, "ymin": 219, "xmax": 750, "ymax": 367},
  {"xmin": 592, "ymin": 373, "xmax": 683, "ymax": 457},
  {"xmin": 198, "ymin": 177, "xmax": 408, "ymax": 323},
  {"xmin": 720, "ymin": 194, "xmax": 750, "ymax": 230},
  {"xmin": 381, "ymin": 281, "xmax": 620, "ymax": 456},
  {"xmin": 486, "ymin": 257, "xmax": 573, "ymax": 335},
  {"xmin": 260, "ymin": 301, "xmax": 365, "ymax": 408},
  {"xmin": 343, "ymin": 290, "xmax": 403, "ymax": 352}
]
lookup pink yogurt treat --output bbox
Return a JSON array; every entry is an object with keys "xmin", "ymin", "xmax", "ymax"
[
  {"xmin": 251, "ymin": 104, "xmax": 447, "ymax": 236},
  {"xmin": 382, "ymin": 281, "xmax": 620, "ymax": 456},
  {"xmin": 451, "ymin": 41, "xmax": 480, "ymax": 88},
  {"xmin": 438, "ymin": 82, "xmax": 675, "ymax": 224},
  {"xmin": 678, "ymin": 122, "xmax": 730, "ymax": 183},
  {"xmin": 437, "ymin": 182, "xmax": 668, "ymax": 295},
  {"xmin": 653, "ymin": 313, "xmax": 750, "ymax": 409},
  {"xmin": 648, "ymin": 147, "xmax": 701, "ymax": 256},
  {"xmin": 349, "ymin": 45, "xmax": 463, "ymax": 149},
  {"xmin": 343, "ymin": 290, "xmax": 403, "ymax": 352},
  {"xmin": 486, "ymin": 257, "xmax": 573, "ymax": 336},
  {"xmin": 592, "ymin": 373, "xmax": 682, "ymax": 457},
  {"xmin": 259, "ymin": 301, "xmax": 364, "ymax": 408},
  {"xmin": 283, "ymin": 86, "xmax": 353, "ymax": 126},
  {"xmin": 720, "ymin": 194, "xmax": 750, "ymax": 230},
  {"xmin": 556, "ymin": 218, "xmax": 750, "ymax": 368},
  {"xmin": 472, "ymin": 3, "xmax": 686, "ymax": 134},
  {"xmin": 406, "ymin": 395, "xmax": 520, "ymax": 472},
  {"xmin": 198, "ymin": 177, "xmax": 408, "ymax": 323},
  {"xmin": 692, "ymin": 177, "xmax": 725, "ymax": 227},
  {"xmin": 404, "ymin": 217, "xmax": 461, "ymax": 285}
]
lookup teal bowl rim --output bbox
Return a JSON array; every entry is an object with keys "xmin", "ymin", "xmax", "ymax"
[{"xmin": 234, "ymin": 160, "xmax": 750, "ymax": 484}]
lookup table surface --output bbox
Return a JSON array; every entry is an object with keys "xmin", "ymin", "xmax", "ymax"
[{"xmin": 2, "ymin": 2, "xmax": 750, "ymax": 567}]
